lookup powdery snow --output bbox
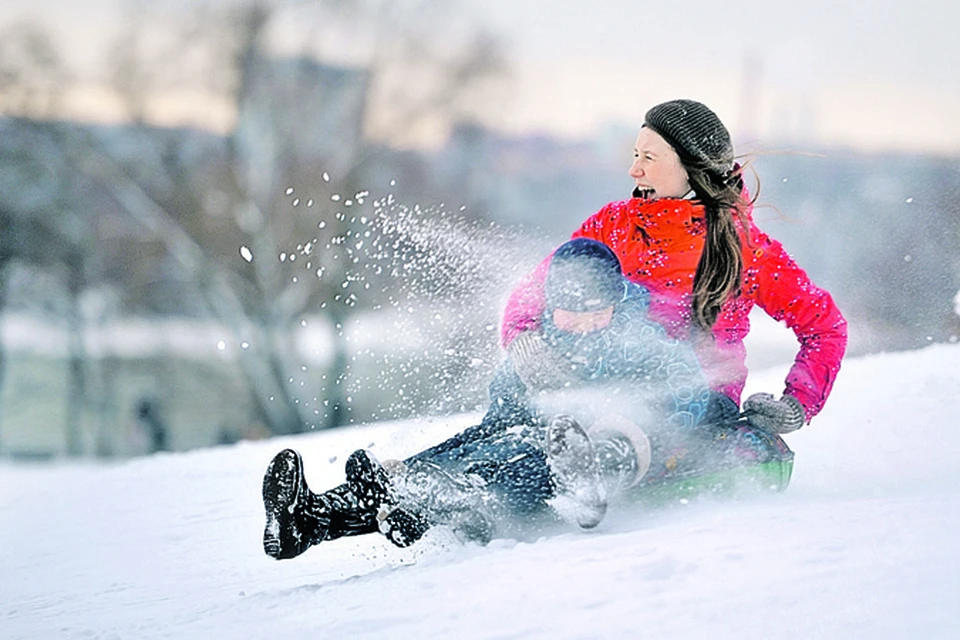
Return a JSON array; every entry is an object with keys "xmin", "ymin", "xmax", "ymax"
[{"xmin": 2, "ymin": 343, "xmax": 959, "ymax": 639}]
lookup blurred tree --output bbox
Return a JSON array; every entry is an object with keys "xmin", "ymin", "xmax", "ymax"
[
  {"xmin": 84, "ymin": 0, "xmax": 510, "ymax": 435},
  {"xmin": 754, "ymin": 151, "xmax": 960, "ymax": 350},
  {"xmin": 0, "ymin": 22, "xmax": 97, "ymax": 455},
  {"xmin": 0, "ymin": 20, "xmax": 68, "ymax": 117}
]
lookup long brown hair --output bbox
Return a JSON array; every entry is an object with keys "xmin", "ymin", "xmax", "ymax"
[{"xmin": 686, "ymin": 162, "xmax": 756, "ymax": 330}]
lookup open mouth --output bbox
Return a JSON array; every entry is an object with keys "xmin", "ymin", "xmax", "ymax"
[{"xmin": 632, "ymin": 186, "xmax": 656, "ymax": 200}]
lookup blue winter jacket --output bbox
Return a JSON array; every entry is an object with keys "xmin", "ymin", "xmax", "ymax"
[
  {"xmin": 413, "ymin": 282, "xmax": 716, "ymax": 463},
  {"xmin": 491, "ymin": 281, "xmax": 711, "ymax": 429}
]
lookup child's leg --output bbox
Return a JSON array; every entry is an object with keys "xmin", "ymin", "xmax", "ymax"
[{"xmin": 262, "ymin": 449, "xmax": 378, "ymax": 560}]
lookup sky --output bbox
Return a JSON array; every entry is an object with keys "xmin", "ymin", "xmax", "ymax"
[
  {"xmin": 1, "ymin": 0, "xmax": 960, "ymax": 153},
  {"xmin": 474, "ymin": 0, "xmax": 960, "ymax": 152},
  {"xmin": 3, "ymin": 338, "xmax": 959, "ymax": 638}
]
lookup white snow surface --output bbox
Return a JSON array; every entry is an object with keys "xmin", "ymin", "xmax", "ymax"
[{"xmin": 3, "ymin": 343, "xmax": 960, "ymax": 639}]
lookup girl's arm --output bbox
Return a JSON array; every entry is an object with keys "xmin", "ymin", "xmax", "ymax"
[{"xmin": 751, "ymin": 232, "xmax": 848, "ymax": 420}]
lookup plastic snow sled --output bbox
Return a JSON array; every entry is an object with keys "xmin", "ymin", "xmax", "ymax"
[{"xmin": 624, "ymin": 421, "xmax": 795, "ymax": 507}]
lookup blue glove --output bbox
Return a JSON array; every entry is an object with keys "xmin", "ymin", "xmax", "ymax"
[{"xmin": 742, "ymin": 393, "xmax": 806, "ymax": 434}]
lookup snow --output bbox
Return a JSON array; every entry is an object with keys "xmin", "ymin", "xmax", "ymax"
[{"xmin": 3, "ymin": 343, "xmax": 960, "ymax": 639}]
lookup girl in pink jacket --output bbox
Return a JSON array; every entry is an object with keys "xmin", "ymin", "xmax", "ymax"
[{"xmin": 501, "ymin": 99, "xmax": 847, "ymax": 434}]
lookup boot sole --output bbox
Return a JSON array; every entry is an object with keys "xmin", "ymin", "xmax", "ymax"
[{"xmin": 262, "ymin": 449, "xmax": 304, "ymax": 559}]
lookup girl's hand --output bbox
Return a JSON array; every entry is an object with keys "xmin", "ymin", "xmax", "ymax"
[{"xmin": 742, "ymin": 393, "xmax": 806, "ymax": 434}]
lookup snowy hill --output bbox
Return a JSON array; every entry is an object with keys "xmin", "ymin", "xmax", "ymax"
[{"xmin": 2, "ymin": 343, "xmax": 959, "ymax": 639}]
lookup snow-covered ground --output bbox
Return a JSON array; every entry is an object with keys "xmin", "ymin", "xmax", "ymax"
[{"xmin": 2, "ymin": 342, "xmax": 959, "ymax": 640}]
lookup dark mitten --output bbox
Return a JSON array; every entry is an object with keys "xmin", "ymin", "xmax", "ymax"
[
  {"xmin": 742, "ymin": 393, "xmax": 806, "ymax": 434},
  {"xmin": 704, "ymin": 391, "xmax": 741, "ymax": 425}
]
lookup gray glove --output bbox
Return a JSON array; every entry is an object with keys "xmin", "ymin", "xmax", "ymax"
[
  {"xmin": 507, "ymin": 331, "xmax": 576, "ymax": 392},
  {"xmin": 742, "ymin": 393, "xmax": 806, "ymax": 434}
]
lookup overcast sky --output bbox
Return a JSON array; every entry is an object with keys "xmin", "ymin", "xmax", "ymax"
[
  {"xmin": 474, "ymin": 0, "xmax": 960, "ymax": 153},
  {"xmin": 2, "ymin": 0, "xmax": 959, "ymax": 154}
]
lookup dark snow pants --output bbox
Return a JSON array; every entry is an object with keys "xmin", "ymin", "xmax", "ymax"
[{"xmin": 407, "ymin": 421, "xmax": 555, "ymax": 517}]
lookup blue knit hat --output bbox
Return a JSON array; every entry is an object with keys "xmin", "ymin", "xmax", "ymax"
[{"xmin": 545, "ymin": 239, "xmax": 625, "ymax": 312}]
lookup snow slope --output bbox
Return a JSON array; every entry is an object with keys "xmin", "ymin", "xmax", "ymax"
[{"xmin": 2, "ymin": 343, "xmax": 959, "ymax": 640}]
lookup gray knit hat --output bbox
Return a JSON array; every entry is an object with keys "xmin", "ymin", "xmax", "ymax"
[{"xmin": 643, "ymin": 99, "xmax": 734, "ymax": 180}]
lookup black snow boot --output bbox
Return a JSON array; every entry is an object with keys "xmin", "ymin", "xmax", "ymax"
[
  {"xmin": 346, "ymin": 449, "xmax": 496, "ymax": 547},
  {"xmin": 262, "ymin": 449, "xmax": 377, "ymax": 560},
  {"xmin": 345, "ymin": 449, "xmax": 431, "ymax": 548}
]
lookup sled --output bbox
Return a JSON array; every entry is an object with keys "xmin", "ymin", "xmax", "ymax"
[{"xmin": 624, "ymin": 421, "xmax": 795, "ymax": 508}]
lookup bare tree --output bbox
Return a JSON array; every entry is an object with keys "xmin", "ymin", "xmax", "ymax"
[
  {"xmin": 0, "ymin": 22, "xmax": 97, "ymax": 455},
  {"xmin": 89, "ymin": 0, "xmax": 511, "ymax": 434},
  {"xmin": 0, "ymin": 20, "xmax": 69, "ymax": 118}
]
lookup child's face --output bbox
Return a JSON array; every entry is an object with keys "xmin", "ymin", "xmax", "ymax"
[{"xmin": 552, "ymin": 306, "xmax": 614, "ymax": 334}]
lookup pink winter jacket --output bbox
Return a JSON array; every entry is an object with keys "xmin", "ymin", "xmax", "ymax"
[{"xmin": 501, "ymin": 197, "xmax": 847, "ymax": 421}]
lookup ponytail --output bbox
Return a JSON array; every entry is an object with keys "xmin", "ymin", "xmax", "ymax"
[{"xmin": 687, "ymin": 163, "xmax": 755, "ymax": 330}]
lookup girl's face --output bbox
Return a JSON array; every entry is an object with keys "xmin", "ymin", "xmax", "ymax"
[{"xmin": 629, "ymin": 127, "xmax": 690, "ymax": 199}]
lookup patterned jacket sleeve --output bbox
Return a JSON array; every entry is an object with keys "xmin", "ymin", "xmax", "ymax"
[
  {"xmin": 748, "ymin": 230, "xmax": 848, "ymax": 420},
  {"xmin": 616, "ymin": 312, "xmax": 713, "ymax": 427}
]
